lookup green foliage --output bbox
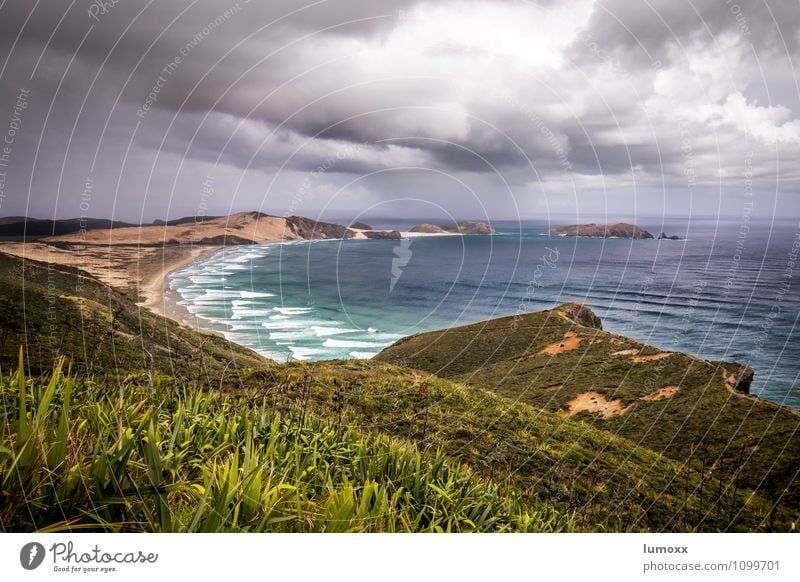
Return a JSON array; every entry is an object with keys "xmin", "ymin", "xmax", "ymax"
[
  {"xmin": 376, "ymin": 303, "xmax": 800, "ymax": 528},
  {"xmin": 0, "ymin": 355, "xmax": 568, "ymax": 533},
  {"xmin": 250, "ymin": 360, "xmax": 783, "ymax": 532},
  {"xmin": 0, "ymin": 253, "xmax": 262, "ymax": 381}
]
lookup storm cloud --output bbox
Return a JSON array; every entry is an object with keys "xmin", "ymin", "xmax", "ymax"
[{"xmin": 0, "ymin": 0, "xmax": 798, "ymax": 222}]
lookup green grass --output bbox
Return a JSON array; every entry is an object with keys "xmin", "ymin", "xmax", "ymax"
[
  {"xmin": 376, "ymin": 303, "xmax": 800, "ymax": 525},
  {"xmin": 0, "ymin": 351, "xmax": 568, "ymax": 533},
  {"xmin": 235, "ymin": 360, "xmax": 782, "ymax": 531},
  {"xmin": 0, "ymin": 252, "xmax": 262, "ymax": 381}
]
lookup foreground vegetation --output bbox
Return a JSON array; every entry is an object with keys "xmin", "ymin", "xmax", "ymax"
[
  {"xmin": 2, "ymin": 349, "xmax": 783, "ymax": 532},
  {"xmin": 0, "ymin": 352, "xmax": 566, "ymax": 532}
]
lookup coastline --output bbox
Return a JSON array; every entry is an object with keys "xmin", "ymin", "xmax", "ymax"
[
  {"xmin": 138, "ymin": 244, "xmax": 224, "ymax": 320},
  {"xmin": 0, "ymin": 227, "xmax": 464, "ymax": 329},
  {"xmin": 0, "ymin": 241, "xmax": 225, "ymax": 327}
]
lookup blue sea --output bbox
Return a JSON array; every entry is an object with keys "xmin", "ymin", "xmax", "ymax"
[{"xmin": 167, "ymin": 217, "xmax": 800, "ymax": 409}]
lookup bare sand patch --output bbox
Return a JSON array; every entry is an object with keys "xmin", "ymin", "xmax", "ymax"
[
  {"xmin": 564, "ymin": 391, "xmax": 631, "ymax": 418},
  {"xmin": 611, "ymin": 349, "xmax": 639, "ymax": 356},
  {"xmin": 537, "ymin": 331, "xmax": 581, "ymax": 355},
  {"xmin": 641, "ymin": 386, "xmax": 680, "ymax": 401},
  {"xmin": 542, "ymin": 384, "xmax": 563, "ymax": 392},
  {"xmin": 630, "ymin": 352, "xmax": 672, "ymax": 363}
]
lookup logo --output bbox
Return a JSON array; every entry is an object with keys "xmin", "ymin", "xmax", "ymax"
[
  {"xmin": 390, "ymin": 238, "xmax": 414, "ymax": 292},
  {"xmin": 20, "ymin": 542, "xmax": 46, "ymax": 570}
]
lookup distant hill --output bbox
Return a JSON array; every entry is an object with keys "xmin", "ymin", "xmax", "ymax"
[
  {"xmin": 376, "ymin": 302, "xmax": 800, "ymax": 522},
  {"xmin": 0, "ymin": 217, "xmax": 135, "ymax": 237},
  {"xmin": 550, "ymin": 222, "xmax": 654, "ymax": 238},
  {"xmin": 349, "ymin": 221, "xmax": 373, "ymax": 230},
  {"xmin": 1, "ymin": 213, "xmax": 497, "ymax": 243},
  {"xmin": 45, "ymin": 211, "xmax": 355, "ymax": 246}
]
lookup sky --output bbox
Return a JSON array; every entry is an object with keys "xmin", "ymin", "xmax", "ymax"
[{"xmin": 0, "ymin": 0, "xmax": 799, "ymax": 224}]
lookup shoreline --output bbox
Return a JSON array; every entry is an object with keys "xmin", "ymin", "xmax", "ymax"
[
  {"xmin": 0, "ymin": 229, "xmax": 464, "ymax": 329},
  {"xmin": 0, "ymin": 241, "xmax": 226, "ymax": 328},
  {"xmin": 138, "ymin": 245, "xmax": 224, "ymax": 320},
  {"xmin": 2, "ymin": 237, "xmax": 799, "ymax": 411}
]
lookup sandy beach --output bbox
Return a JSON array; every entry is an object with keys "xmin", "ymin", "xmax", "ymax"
[
  {"xmin": 0, "ymin": 241, "xmax": 222, "ymax": 322},
  {"xmin": 348, "ymin": 228, "xmax": 464, "ymax": 239},
  {"xmin": 136, "ymin": 245, "xmax": 224, "ymax": 319}
]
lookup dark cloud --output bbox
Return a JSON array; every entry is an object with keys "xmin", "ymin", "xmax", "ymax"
[{"xmin": 0, "ymin": 0, "xmax": 797, "ymax": 221}]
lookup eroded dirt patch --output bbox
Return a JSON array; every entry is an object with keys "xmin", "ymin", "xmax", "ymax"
[
  {"xmin": 537, "ymin": 331, "xmax": 582, "ymax": 355},
  {"xmin": 641, "ymin": 386, "xmax": 680, "ymax": 401},
  {"xmin": 630, "ymin": 352, "xmax": 672, "ymax": 363},
  {"xmin": 542, "ymin": 384, "xmax": 563, "ymax": 392},
  {"xmin": 564, "ymin": 391, "xmax": 631, "ymax": 418}
]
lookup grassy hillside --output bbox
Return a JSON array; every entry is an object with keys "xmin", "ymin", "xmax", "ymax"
[
  {"xmin": 0, "ymin": 252, "xmax": 262, "ymax": 382},
  {"xmin": 376, "ymin": 302, "xmax": 800, "ymax": 523},
  {"xmin": 0, "ymin": 252, "xmax": 790, "ymax": 531},
  {"xmin": 1, "ymin": 353, "xmax": 780, "ymax": 532},
  {"xmin": 1, "ymin": 356, "xmax": 562, "ymax": 533},
  {"xmin": 244, "ymin": 360, "xmax": 782, "ymax": 531}
]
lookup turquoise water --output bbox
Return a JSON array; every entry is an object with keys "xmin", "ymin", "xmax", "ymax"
[{"xmin": 168, "ymin": 218, "xmax": 800, "ymax": 408}]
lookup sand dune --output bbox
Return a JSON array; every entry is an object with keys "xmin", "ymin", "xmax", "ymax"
[{"xmin": 45, "ymin": 211, "xmax": 353, "ymax": 246}]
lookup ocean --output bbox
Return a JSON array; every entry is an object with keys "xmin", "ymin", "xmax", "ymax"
[{"xmin": 167, "ymin": 217, "xmax": 800, "ymax": 409}]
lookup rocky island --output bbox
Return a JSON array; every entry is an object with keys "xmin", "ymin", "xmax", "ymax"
[
  {"xmin": 549, "ymin": 222, "xmax": 654, "ymax": 239},
  {"xmin": 410, "ymin": 220, "xmax": 496, "ymax": 235}
]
